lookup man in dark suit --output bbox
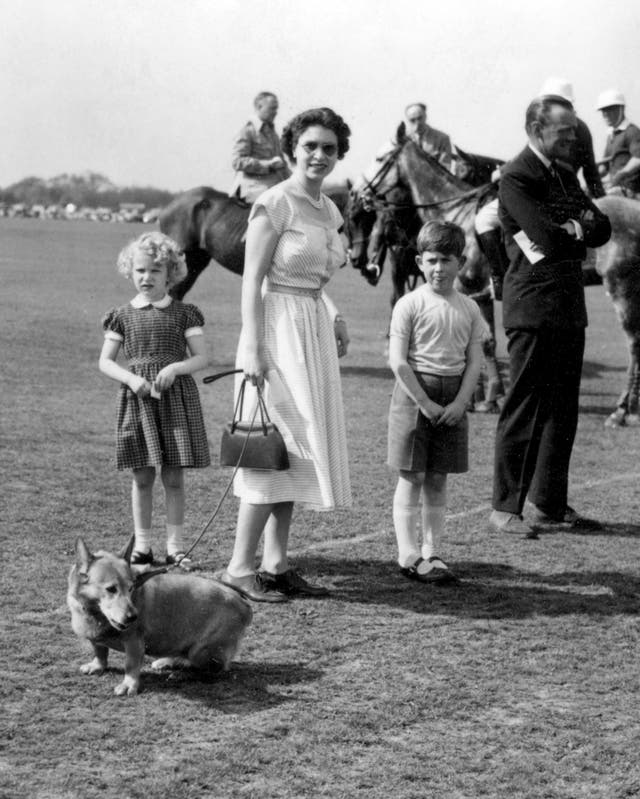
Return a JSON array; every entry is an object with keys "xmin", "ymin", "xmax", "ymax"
[{"xmin": 489, "ymin": 97, "xmax": 612, "ymax": 538}]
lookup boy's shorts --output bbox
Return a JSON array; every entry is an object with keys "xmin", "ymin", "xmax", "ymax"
[{"xmin": 387, "ymin": 372, "xmax": 468, "ymax": 473}]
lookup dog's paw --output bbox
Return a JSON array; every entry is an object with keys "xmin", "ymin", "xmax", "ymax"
[
  {"xmin": 151, "ymin": 656, "xmax": 191, "ymax": 671},
  {"xmin": 114, "ymin": 678, "xmax": 140, "ymax": 697},
  {"xmin": 80, "ymin": 658, "xmax": 107, "ymax": 675}
]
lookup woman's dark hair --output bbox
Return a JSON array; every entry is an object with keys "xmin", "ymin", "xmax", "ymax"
[{"xmin": 281, "ymin": 107, "xmax": 351, "ymax": 160}]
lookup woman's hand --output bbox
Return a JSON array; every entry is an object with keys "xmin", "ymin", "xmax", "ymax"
[
  {"xmin": 334, "ymin": 316, "xmax": 349, "ymax": 358},
  {"xmin": 243, "ymin": 349, "xmax": 268, "ymax": 387}
]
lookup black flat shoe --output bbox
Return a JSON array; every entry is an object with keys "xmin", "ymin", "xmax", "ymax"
[
  {"xmin": 130, "ymin": 549, "xmax": 154, "ymax": 565},
  {"xmin": 259, "ymin": 569, "xmax": 330, "ymax": 597}
]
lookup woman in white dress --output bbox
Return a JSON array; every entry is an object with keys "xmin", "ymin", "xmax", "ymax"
[{"xmin": 217, "ymin": 107, "xmax": 352, "ymax": 602}]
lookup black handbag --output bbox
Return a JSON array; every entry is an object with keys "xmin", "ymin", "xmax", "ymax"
[{"xmin": 219, "ymin": 379, "xmax": 289, "ymax": 470}]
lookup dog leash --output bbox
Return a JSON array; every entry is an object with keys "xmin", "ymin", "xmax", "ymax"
[
  {"xmin": 168, "ymin": 368, "xmax": 261, "ymax": 567},
  {"xmin": 202, "ymin": 367, "xmax": 243, "ymax": 384}
]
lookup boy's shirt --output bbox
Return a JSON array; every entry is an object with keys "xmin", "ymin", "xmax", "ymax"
[{"xmin": 389, "ymin": 285, "xmax": 487, "ymax": 376}]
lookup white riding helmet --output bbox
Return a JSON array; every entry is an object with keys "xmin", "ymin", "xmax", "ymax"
[
  {"xmin": 596, "ymin": 89, "xmax": 626, "ymax": 110},
  {"xmin": 539, "ymin": 77, "xmax": 574, "ymax": 104}
]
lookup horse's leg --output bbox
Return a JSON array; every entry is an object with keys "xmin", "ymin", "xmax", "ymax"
[
  {"xmin": 629, "ymin": 337, "xmax": 640, "ymax": 416},
  {"xmin": 616, "ymin": 336, "xmax": 640, "ymax": 426},
  {"xmin": 386, "ymin": 247, "xmax": 415, "ymax": 332},
  {"xmin": 170, "ymin": 249, "xmax": 212, "ymax": 300},
  {"xmin": 472, "ymin": 295, "xmax": 505, "ymax": 413},
  {"xmin": 477, "ymin": 230, "xmax": 508, "ymax": 301},
  {"xmin": 604, "ymin": 332, "xmax": 639, "ymax": 427}
]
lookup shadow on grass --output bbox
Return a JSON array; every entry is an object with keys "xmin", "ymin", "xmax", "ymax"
[
  {"xmin": 295, "ymin": 554, "xmax": 640, "ymax": 620},
  {"xmin": 563, "ymin": 522, "xmax": 640, "ymax": 538},
  {"xmin": 110, "ymin": 660, "xmax": 323, "ymax": 709}
]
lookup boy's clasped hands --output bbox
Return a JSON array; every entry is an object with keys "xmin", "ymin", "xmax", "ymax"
[{"xmin": 421, "ymin": 397, "xmax": 467, "ymax": 426}]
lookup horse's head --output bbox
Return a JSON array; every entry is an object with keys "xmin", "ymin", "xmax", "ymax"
[
  {"xmin": 344, "ymin": 187, "xmax": 380, "ymax": 283},
  {"xmin": 452, "ymin": 146, "xmax": 504, "ymax": 188},
  {"xmin": 345, "ymin": 147, "xmax": 404, "ymax": 285}
]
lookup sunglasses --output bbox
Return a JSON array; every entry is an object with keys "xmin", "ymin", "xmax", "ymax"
[
  {"xmin": 407, "ymin": 117, "xmax": 423, "ymax": 123},
  {"xmin": 300, "ymin": 142, "xmax": 338, "ymax": 156}
]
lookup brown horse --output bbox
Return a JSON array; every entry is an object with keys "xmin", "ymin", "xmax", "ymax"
[
  {"xmin": 159, "ymin": 184, "xmax": 350, "ymax": 300},
  {"xmin": 159, "ymin": 187, "xmax": 248, "ymax": 299},
  {"xmin": 590, "ymin": 194, "xmax": 640, "ymax": 426},
  {"xmin": 345, "ymin": 137, "xmax": 504, "ymax": 409}
]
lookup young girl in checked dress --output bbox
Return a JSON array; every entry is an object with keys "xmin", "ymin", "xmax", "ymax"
[{"xmin": 99, "ymin": 232, "xmax": 210, "ymax": 570}]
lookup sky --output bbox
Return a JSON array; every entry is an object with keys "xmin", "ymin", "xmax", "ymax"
[{"xmin": 1, "ymin": 0, "xmax": 639, "ymax": 193}]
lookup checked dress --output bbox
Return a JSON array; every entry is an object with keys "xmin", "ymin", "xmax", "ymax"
[{"xmin": 102, "ymin": 299, "xmax": 210, "ymax": 471}]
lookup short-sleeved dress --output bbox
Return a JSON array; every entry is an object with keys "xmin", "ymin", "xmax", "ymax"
[
  {"xmin": 233, "ymin": 177, "xmax": 351, "ymax": 510},
  {"xmin": 102, "ymin": 296, "xmax": 210, "ymax": 470}
]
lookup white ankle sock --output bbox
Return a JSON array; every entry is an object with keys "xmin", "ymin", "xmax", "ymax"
[
  {"xmin": 393, "ymin": 501, "xmax": 421, "ymax": 568},
  {"xmin": 166, "ymin": 524, "xmax": 184, "ymax": 556},
  {"xmin": 134, "ymin": 529, "xmax": 152, "ymax": 553},
  {"xmin": 421, "ymin": 504, "xmax": 446, "ymax": 561}
]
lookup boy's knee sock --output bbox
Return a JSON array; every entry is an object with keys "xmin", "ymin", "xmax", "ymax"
[
  {"xmin": 134, "ymin": 528, "xmax": 153, "ymax": 554},
  {"xmin": 393, "ymin": 500, "xmax": 421, "ymax": 568},
  {"xmin": 421, "ymin": 504, "xmax": 446, "ymax": 560},
  {"xmin": 166, "ymin": 523, "xmax": 185, "ymax": 556}
]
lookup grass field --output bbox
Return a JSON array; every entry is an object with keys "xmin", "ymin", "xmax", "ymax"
[{"xmin": 2, "ymin": 216, "xmax": 640, "ymax": 799}]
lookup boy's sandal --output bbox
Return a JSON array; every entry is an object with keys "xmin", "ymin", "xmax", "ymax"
[
  {"xmin": 130, "ymin": 549, "xmax": 154, "ymax": 566},
  {"xmin": 166, "ymin": 553, "xmax": 194, "ymax": 571},
  {"xmin": 400, "ymin": 556, "xmax": 457, "ymax": 584},
  {"xmin": 426, "ymin": 556, "xmax": 458, "ymax": 583}
]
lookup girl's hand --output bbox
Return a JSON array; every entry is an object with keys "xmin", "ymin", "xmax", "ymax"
[
  {"xmin": 438, "ymin": 398, "xmax": 467, "ymax": 426},
  {"xmin": 129, "ymin": 374, "xmax": 152, "ymax": 397},
  {"xmin": 154, "ymin": 364, "xmax": 179, "ymax": 391},
  {"xmin": 334, "ymin": 316, "xmax": 349, "ymax": 358}
]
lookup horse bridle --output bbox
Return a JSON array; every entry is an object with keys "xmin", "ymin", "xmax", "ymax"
[{"xmin": 354, "ymin": 141, "xmax": 487, "ymax": 215}]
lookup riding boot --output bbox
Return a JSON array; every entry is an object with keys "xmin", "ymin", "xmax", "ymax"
[{"xmin": 478, "ymin": 230, "xmax": 509, "ymax": 301}]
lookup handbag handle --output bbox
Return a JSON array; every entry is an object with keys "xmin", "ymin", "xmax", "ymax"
[{"xmin": 231, "ymin": 379, "xmax": 272, "ymax": 436}]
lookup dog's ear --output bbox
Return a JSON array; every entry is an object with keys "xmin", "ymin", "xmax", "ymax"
[
  {"xmin": 75, "ymin": 537, "xmax": 93, "ymax": 580},
  {"xmin": 118, "ymin": 534, "xmax": 136, "ymax": 564}
]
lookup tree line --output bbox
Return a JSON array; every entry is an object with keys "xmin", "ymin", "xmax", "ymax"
[{"xmin": 0, "ymin": 172, "xmax": 176, "ymax": 210}]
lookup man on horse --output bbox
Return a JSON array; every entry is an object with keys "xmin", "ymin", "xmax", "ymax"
[
  {"xmin": 230, "ymin": 91, "xmax": 290, "ymax": 203},
  {"xmin": 597, "ymin": 88, "xmax": 640, "ymax": 199},
  {"xmin": 403, "ymin": 103, "xmax": 453, "ymax": 172}
]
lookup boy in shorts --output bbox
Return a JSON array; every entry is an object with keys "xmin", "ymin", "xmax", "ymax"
[{"xmin": 387, "ymin": 220, "xmax": 485, "ymax": 583}]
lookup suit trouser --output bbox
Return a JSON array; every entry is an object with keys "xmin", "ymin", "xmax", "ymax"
[{"xmin": 492, "ymin": 326, "xmax": 585, "ymax": 516}]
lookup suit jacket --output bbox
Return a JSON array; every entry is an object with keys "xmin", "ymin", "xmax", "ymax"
[
  {"xmin": 498, "ymin": 146, "xmax": 611, "ymax": 329},
  {"xmin": 604, "ymin": 121, "xmax": 640, "ymax": 193},
  {"xmin": 230, "ymin": 118, "xmax": 290, "ymax": 202},
  {"xmin": 571, "ymin": 117, "xmax": 605, "ymax": 198}
]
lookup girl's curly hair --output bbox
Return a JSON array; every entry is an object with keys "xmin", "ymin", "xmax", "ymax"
[
  {"xmin": 281, "ymin": 107, "xmax": 351, "ymax": 161},
  {"xmin": 117, "ymin": 231, "xmax": 187, "ymax": 288}
]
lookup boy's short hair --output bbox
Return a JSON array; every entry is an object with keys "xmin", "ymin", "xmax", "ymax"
[{"xmin": 416, "ymin": 220, "xmax": 466, "ymax": 258}]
